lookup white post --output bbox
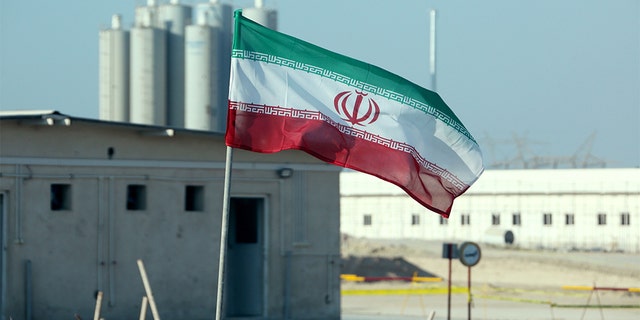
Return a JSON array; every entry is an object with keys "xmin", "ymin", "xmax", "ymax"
[
  {"xmin": 93, "ymin": 291, "xmax": 103, "ymax": 320},
  {"xmin": 137, "ymin": 259, "xmax": 161, "ymax": 320},
  {"xmin": 215, "ymin": 146, "xmax": 234, "ymax": 320},
  {"xmin": 139, "ymin": 296, "xmax": 149, "ymax": 320}
]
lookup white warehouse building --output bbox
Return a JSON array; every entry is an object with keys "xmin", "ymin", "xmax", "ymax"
[{"xmin": 340, "ymin": 168, "xmax": 640, "ymax": 253}]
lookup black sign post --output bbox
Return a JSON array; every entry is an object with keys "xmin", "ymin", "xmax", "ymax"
[
  {"xmin": 459, "ymin": 242, "xmax": 482, "ymax": 320},
  {"xmin": 442, "ymin": 243, "xmax": 458, "ymax": 320}
]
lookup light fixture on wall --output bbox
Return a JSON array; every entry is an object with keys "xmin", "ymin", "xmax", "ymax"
[
  {"xmin": 277, "ymin": 168, "xmax": 293, "ymax": 179},
  {"xmin": 45, "ymin": 114, "xmax": 71, "ymax": 126},
  {"xmin": 20, "ymin": 115, "xmax": 71, "ymax": 126},
  {"xmin": 141, "ymin": 128, "xmax": 175, "ymax": 137}
]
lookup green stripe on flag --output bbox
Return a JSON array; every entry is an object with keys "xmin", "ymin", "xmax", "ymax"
[{"xmin": 233, "ymin": 10, "xmax": 475, "ymax": 143}]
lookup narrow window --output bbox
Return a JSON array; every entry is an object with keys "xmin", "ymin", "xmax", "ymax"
[
  {"xmin": 461, "ymin": 214, "xmax": 470, "ymax": 226},
  {"xmin": 439, "ymin": 216, "xmax": 448, "ymax": 225},
  {"xmin": 363, "ymin": 214, "xmax": 372, "ymax": 226},
  {"xmin": 512, "ymin": 212, "xmax": 521, "ymax": 226},
  {"xmin": 411, "ymin": 214, "xmax": 420, "ymax": 226},
  {"xmin": 621, "ymin": 212, "xmax": 630, "ymax": 226},
  {"xmin": 127, "ymin": 184, "xmax": 146, "ymax": 211},
  {"xmin": 565, "ymin": 213, "xmax": 575, "ymax": 225},
  {"xmin": 185, "ymin": 185, "xmax": 204, "ymax": 212},
  {"xmin": 50, "ymin": 184, "xmax": 72, "ymax": 211},
  {"xmin": 543, "ymin": 213, "xmax": 552, "ymax": 225},
  {"xmin": 597, "ymin": 213, "xmax": 607, "ymax": 225},
  {"xmin": 491, "ymin": 213, "xmax": 500, "ymax": 226}
]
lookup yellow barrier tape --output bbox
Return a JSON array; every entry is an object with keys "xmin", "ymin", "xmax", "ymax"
[
  {"xmin": 562, "ymin": 285, "xmax": 640, "ymax": 292},
  {"xmin": 411, "ymin": 277, "xmax": 442, "ymax": 282},
  {"xmin": 342, "ymin": 286, "xmax": 468, "ymax": 296},
  {"xmin": 552, "ymin": 304, "xmax": 640, "ymax": 309},
  {"xmin": 340, "ymin": 275, "xmax": 365, "ymax": 282},
  {"xmin": 562, "ymin": 285, "xmax": 594, "ymax": 291},
  {"xmin": 340, "ymin": 274, "xmax": 441, "ymax": 283}
]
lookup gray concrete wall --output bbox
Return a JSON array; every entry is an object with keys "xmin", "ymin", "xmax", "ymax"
[{"xmin": 0, "ymin": 118, "xmax": 341, "ymax": 319}]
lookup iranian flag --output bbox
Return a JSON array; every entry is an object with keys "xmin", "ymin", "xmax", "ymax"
[{"xmin": 226, "ymin": 11, "xmax": 484, "ymax": 217}]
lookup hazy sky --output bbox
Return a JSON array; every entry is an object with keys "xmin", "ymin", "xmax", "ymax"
[{"xmin": 1, "ymin": 0, "xmax": 638, "ymax": 168}]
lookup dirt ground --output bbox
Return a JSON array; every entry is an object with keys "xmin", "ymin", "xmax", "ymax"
[{"xmin": 340, "ymin": 234, "xmax": 640, "ymax": 318}]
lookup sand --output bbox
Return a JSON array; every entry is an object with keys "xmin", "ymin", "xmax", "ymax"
[{"xmin": 340, "ymin": 234, "xmax": 640, "ymax": 309}]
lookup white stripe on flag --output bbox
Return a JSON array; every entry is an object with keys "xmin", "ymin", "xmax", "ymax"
[{"xmin": 229, "ymin": 58, "xmax": 482, "ymax": 184}]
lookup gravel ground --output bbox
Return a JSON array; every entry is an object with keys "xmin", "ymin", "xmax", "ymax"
[
  {"xmin": 340, "ymin": 235, "xmax": 640, "ymax": 319},
  {"xmin": 341, "ymin": 235, "xmax": 640, "ymax": 288}
]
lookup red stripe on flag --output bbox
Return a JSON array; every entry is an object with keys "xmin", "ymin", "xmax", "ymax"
[{"xmin": 226, "ymin": 107, "xmax": 465, "ymax": 217}]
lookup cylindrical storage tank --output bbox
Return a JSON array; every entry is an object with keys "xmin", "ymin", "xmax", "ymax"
[
  {"xmin": 130, "ymin": 25, "xmax": 167, "ymax": 125},
  {"xmin": 99, "ymin": 14, "xmax": 130, "ymax": 122},
  {"xmin": 184, "ymin": 24, "xmax": 219, "ymax": 131},
  {"xmin": 135, "ymin": 0, "xmax": 160, "ymax": 28},
  {"xmin": 159, "ymin": 0, "xmax": 192, "ymax": 127},
  {"xmin": 194, "ymin": 0, "xmax": 233, "ymax": 30},
  {"xmin": 185, "ymin": 1, "xmax": 233, "ymax": 132},
  {"xmin": 243, "ymin": 0, "xmax": 278, "ymax": 30}
]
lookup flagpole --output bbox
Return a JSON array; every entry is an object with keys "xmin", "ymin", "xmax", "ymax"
[
  {"xmin": 429, "ymin": 8, "xmax": 437, "ymax": 92},
  {"xmin": 215, "ymin": 146, "xmax": 234, "ymax": 320}
]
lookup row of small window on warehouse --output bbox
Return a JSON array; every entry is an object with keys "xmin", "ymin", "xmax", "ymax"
[
  {"xmin": 362, "ymin": 212, "xmax": 631, "ymax": 227},
  {"xmin": 50, "ymin": 183, "xmax": 205, "ymax": 212},
  {"xmin": 52, "ymin": 181, "xmax": 633, "ymax": 227}
]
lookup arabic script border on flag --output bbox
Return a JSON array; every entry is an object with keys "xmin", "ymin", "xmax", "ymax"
[
  {"xmin": 232, "ymin": 49, "xmax": 476, "ymax": 143},
  {"xmin": 229, "ymin": 101, "xmax": 468, "ymax": 194}
]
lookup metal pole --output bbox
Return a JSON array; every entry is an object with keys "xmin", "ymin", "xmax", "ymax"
[
  {"xmin": 468, "ymin": 266, "xmax": 471, "ymax": 320},
  {"xmin": 215, "ymin": 146, "xmax": 234, "ymax": 320},
  {"xmin": 284, "ymin": 250, "xmax": 292, "ymax": 319},
  {"xmin": 447, "ymin": 252, "xmax": 452, "ymax": 320},
  {"xmin": 429, "ymin": 9, "xmax": 437, "ymax": 92},
  {"xmin": 25, "ymin": 260, "xmax": 32, "ymax": 320}
]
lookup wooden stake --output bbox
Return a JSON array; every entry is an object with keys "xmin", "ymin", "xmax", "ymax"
[
  {"xmin": 137, "ymin": 259, "xmax": 160, "ymax": 320},
  {"xmin": 93, "ymin": 291, "xmax": 103, "ymax": 320},
  {"xmin": 139, "ymin": 296, "xmax": 149, "ymax": 320}
]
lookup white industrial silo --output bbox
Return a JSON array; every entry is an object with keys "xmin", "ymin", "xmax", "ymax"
[
  {"xmin": 135, "ymin": 0, "xmax": 160, "ymax": 28},
  {"xmin": 184, "ymin": 0, "xmax": 233, "ymax": 132},
  {"xmin": 130, "ymin": 6, "xmax": 167, "ymax": 125},
  {"xmin": 243, "ymin": 0, "xmax": 278, "ymax": 30},
  {"xmin": 99, "ymin": 14, "xmax": 130, "ymax": 122},
  {"xmin": 194, "ymin": 0, "xmax": 233, "ymax": 29},
  {"xmin": 159, "ymin": 0, "xmax": 192, "ymax": 127}
]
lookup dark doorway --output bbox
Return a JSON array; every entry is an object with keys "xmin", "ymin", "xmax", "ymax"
[
  {"xmin": 224, "ymin": 197, "xmax": 265, "ymax": 317},
  {"xmin": 0, "ymin": 193, "xmax": 5, "ymax": 315}
]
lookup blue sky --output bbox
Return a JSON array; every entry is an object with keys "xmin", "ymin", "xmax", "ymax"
[{"xmin": 1, "ymin": 0, "xmax": 638, "ymax": 168}]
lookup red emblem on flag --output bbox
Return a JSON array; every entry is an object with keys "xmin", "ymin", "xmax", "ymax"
[{"xmin": 333, "ymin": 90, "xmax": 380, "ymax": 126}]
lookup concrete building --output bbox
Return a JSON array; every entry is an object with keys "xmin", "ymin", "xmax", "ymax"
[
  {"xmin": 0, "ymin": 111, "xmax": 341, "ymax": 319},
  {"xmin": 341, "ymin": 168, "xmax": 640, "ymax": 253}
]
